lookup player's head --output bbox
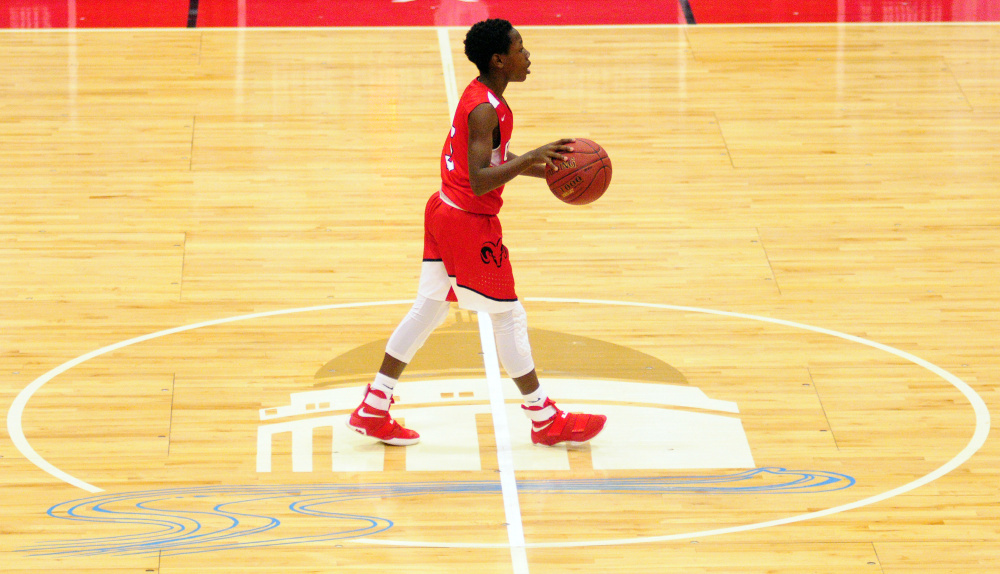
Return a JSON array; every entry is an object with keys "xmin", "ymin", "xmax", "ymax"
[{"xmin": 464, "ymin": 19, "xmax": 515, "ymax": 75}]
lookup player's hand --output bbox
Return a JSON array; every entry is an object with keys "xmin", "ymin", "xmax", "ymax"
[{"xmin": 529, "ymin": 139, "xmax": 576, "ymax": 171}]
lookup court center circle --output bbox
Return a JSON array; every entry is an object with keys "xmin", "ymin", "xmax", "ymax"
[{"xmin": 7, "ymin": 298, "xmax": 990, "ymax": 548}]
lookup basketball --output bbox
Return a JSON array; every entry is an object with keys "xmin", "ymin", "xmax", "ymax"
[{"xmin": 545, "ymin": 138, "xmax": 612, "ymax": 205}]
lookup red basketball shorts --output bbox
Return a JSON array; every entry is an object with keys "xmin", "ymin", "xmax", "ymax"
[{"xmin": 419, "ymin": 192, "xmax": 518, "ymax": 313}]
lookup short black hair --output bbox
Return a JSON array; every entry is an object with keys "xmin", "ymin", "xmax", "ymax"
[{"xmin": 464, "ymin": 19, "xmax": 514, "ymax": 75}]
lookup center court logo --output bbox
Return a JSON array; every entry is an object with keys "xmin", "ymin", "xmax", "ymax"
[{"xmin": 256, "ymin": 312, "xmax": 755, "ymax": 473}]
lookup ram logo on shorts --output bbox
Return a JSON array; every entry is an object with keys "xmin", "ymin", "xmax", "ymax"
[{"xmin": 480, "ymin": 240, "xmax": 508, "ymax": 268}]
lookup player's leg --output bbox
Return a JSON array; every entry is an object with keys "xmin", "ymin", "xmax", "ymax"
[
  {"xmin": 488, "ymin": 301, "xmax": 606, "ymax": 446},
  {"xmin": 348, "ymin": 195, "xmax": 453, "ymax": 445},
  {"xmin": 348, "ymin": 283, "xmax": 451, "ymax": 445},
  {"xmin": 443, "ymin": 211, "xmax": 607, "ymax": 446}
]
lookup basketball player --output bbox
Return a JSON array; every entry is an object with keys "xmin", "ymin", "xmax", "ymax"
[{"xmin": 348, "ymin": 19, "xmax": 606, "ymax": 447}]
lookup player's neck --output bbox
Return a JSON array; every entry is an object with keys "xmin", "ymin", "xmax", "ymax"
[{"xmin": 476, "ymin": 75, "xmax": 507, "ymax": 97}]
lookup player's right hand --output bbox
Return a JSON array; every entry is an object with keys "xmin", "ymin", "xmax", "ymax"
[{"xmin": 532, "ymin": 138, "xmax": 576, "ymax": 171}]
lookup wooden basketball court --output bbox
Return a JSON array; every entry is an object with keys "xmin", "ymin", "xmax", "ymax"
[{"xmin": 1, "ymin": 21, "xmax": 998, "ymax": 573}]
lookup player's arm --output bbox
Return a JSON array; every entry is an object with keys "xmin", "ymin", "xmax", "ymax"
[
  {"xmin": 505, "ymin": 150, "xmax": 545, "ymax": 179},
  {"xmin": 467, "ymin": 103, "xmax": 574, "ymax": 196}
]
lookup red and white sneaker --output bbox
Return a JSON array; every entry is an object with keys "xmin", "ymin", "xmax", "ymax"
[
  {"xmin": 522, "ymin": 398, "xmax": 606, "ymax": 447},
  {"xmin": 346, "ymin": 386, "xmax": 420, "ymax": 446}
]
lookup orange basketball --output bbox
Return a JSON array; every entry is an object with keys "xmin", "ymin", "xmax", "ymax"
[{"xmin": 545, "ymin": 138, "xmax": 612, "ymax": 205}]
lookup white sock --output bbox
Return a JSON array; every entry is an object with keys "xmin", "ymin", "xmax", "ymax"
[
  {"xmin": 521, "ymin": 387, "xmax": 548, "ymax": 408},
  {"xmin": 365, "ymin": 373, "xmax": 397, "ymax": 410},
  {"xmin": 521, "ymin": 387, "xmax": 557, "ymax": 421},
  {"xmin": 371, "ymin": 373, "xmax": 397, "ymax": 395}
]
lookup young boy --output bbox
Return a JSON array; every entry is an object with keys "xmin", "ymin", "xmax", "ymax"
[{"xmin": 348, "ymin": 19, "xmax": 606, "ymax": 447}]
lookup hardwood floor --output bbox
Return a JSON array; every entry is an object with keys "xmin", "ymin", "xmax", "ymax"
[{"xmin": 1, "ymin": 23, "xmax": 997, "ymax": 573}]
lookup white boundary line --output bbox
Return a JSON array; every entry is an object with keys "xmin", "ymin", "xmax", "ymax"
[
  {"xmin": 477, "ymin": 312, "xmax": 530, "ymax": 574},
  {"xmin": 437, "ymin": 27, "xmax": 459, "ymax": 118},
  {"xmin": 442, "ymin": 26, "xmax": 528, "ymax": 573}
]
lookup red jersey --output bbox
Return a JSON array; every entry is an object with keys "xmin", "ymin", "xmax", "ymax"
[{"xmin": 440, "ymin": 79, "xmax": 513, "ymax": 215}]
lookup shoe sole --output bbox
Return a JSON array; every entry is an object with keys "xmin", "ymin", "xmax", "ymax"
[
  {"xmin": 533, "ymin": 440, "xmax": 590, "ymax": 448},
  {"xmin": 532, "ymin": 427, "xmax": 605, "ymax": 447},
  {"xmin": 345, "ymin": 420, "xmax": 420, "ymax": 446}
]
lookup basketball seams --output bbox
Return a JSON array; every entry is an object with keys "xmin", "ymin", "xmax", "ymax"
[
  {"xmin": 572, "ymin": 138, "xmax": 599, "ymax": 154},
  {"xmin": 571, "ymin": 166, "xmax": 607, "ymax": 204}
]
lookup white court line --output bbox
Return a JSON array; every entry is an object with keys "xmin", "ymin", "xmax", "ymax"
[
  {"xmin": 437, "ymin": 27, "xmax": 459, "ymax": 118},
  {"xmin": 477, "ymin": 312, "xmax": 530, "ymax": 574},
  {"xmin": 438, "ymin": 24, "xmax": 529, "ymax": 574}
]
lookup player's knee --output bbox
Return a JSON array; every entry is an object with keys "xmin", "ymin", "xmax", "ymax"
[
  {"xmin": 416, "ymin": 295, "xmax": 450, "ymax": 328},
  {"xmin": 491, "ymin": 302, "xmax": 533, "ymax": 377},
  {"xmin": 385, "ymin": 296, "xmax": 450, "ymax": 364}
]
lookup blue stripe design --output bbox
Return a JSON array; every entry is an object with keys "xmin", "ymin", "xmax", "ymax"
[{"xmin": 21, "ymin": 467, "xmax": 853, "ymax": 556}]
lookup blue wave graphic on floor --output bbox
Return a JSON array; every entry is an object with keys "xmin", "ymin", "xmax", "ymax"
[{"xmin": 22, "ymin": 467, "xmax": 853, "ymax": 556}]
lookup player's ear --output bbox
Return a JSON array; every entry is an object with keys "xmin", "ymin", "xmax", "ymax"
[{"xmin": 491, "ymin": 52, "xmax": 505, "ymax": 70}]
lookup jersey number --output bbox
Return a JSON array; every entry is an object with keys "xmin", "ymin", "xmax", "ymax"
[
  {"xmin": 444, "ymin": 126, "xmax": 456, "ymax": 172},
  {"xmin": 444, "ymin": 124, "xmax": 509, "ymax": 172}
]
